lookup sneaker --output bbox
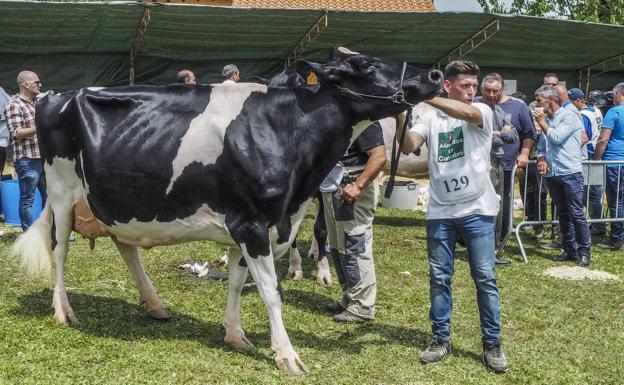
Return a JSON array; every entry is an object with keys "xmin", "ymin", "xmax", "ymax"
[
  {"xmin": 419, "ymin": 339, "xmax": 451, "ymax": 364},
  {"xmin": 483, "ymin": 341, "xmax": 508, "ymax": 373},
  {"xmin": 332, "ymin": 310, "xmax": 370, "ymax": 323},
  {"xmin": 495, "ymin": 257, "xmax": 511, "ymax": 266},
  {"xmin": 598, "ymin": 239, "xmax": 624, "ymax": 250},
  {"xmin": 325, "ymin": 302, "xmax": 345, "ymax": 313},
  {"xmin": 541, "ymin": 240, "xmax": 562, "ymax": 250},
  {"xmin": 590, "ymin": 228, "xmax": 606, "ymax": 237},
  {"xmin": 553, "ymin": 251, "xmax": 576, "ymax": 262}
]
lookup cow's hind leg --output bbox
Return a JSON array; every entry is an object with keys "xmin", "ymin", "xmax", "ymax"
[
  {"xmin": 286, "ymin": 238, "xmax": 303, "ymax": 280},
  {"xmin": 312, "ymin": 195, "xmax": 332, "ymax": 286},
  {"xmin": 223, "ymin": 247, "xmax": 254, "ymax": 350},
  {"xmin": 236, "ymin": 228, "xmax": 308, "ymax": 375},
  {"xmin": 113, "ymin": 239, "xmax": 171, "ymax": 320},
  {"xmin": 50, "ymin": 205, "xmax": 79, "ymax": 325}
]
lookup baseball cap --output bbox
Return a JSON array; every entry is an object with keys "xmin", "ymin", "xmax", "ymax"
[{"xmin": 568, "ymin": 88, "xmax": 585, "ymax": 100}]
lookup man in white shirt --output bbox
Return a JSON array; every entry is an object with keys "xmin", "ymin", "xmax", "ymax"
[{"xmin": 397, "ymin": 60, "xmax": 508, "ymax": 373}]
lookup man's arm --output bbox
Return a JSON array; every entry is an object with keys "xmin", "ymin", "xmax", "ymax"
[
  {"xmin": 340, "ymin": 145, "xmax": 387, "ymax": 204},
  {"xmin": 396, "ymin": 112, "xmax": 426, "ymax": 155},
  {"xmin": 516, "ymin": 103, "xmax": 536, "ymax": 167},
  {"xmin": 5, "ymin": 103, "xmax": 37, "ymax": 140},
  {"xmin": 592, "ymin": 128, "xmax": 612, "ymax": 160},
  {"xmin": 425, "ymin": 96, "xmax": 483, "ymax": 126}
]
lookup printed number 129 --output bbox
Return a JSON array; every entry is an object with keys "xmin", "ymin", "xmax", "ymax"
[{"xmin": 443, "ymin": 176, "xmax": 469, "ymax": 193}]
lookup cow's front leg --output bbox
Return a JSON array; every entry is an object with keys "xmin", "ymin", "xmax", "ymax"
[
  {"xmin": 113, "ymin": 239, "xmax": 171, "ymax": 320},
  {"xmin": 236, "ymin": 230, "xmax": 308, "ymax": 375},
  {"xmin": 223, "ymin": 247, "xmax": 254, "ymax": 350}
]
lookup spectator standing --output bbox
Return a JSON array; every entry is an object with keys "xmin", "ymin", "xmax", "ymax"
[
  {"xmin": 398, "ymin": 60, "xmax": 508, "ymax": 373},
  {"xmin": 543, "ymin": 73, "xmax": 559, "ymax": 87},
  {"xmin": 176, "ymin": 69, "xmax": 196, "ymax": 85},
  {"xmin": 4, "ymin": 71, "xmax": 46, "ymax": 231},
  {"xmin": 569, "ymin": 88, "xmax": 605, "ymax": 236},
  {"xmin": 534, "ymin": 85, "xmax": 591, "ymax": 266},
  {"xmin": 592, "ymin": 82, "xmax": 624, "ymax": 250},
  {"xmin": 479, "ymin": 73, "xmax": 518, "ymax": 262},
  {"xmin": 222, "ymin": 64, "xmax": 240, "ymax": 84},
  {"xmin": 320, "ymin": 122, "xmax": 386, "ymax": 323},
  {"xmin": 0, "ymin": 86, "xmax": 10, "ymax": 175}
]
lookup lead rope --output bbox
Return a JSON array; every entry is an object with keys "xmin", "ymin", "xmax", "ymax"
[{"xmin": 385, "ymin": 108, "xmax": 412, "ymax": 198}]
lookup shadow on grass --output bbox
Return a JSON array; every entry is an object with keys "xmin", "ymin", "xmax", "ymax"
[
  {"xmin": 12, "ymin": 289, "xmax": 274, "ymax": 366},
  {"xmin": 283, "ymin": 288, "xmax": 481, "ymax": 362},
  {"xmin": 374, "ymin": 215, "xmax": 427, "ymax": 228}
]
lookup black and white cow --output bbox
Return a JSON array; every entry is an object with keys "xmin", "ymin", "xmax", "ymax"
[{"xmin": 13, "ymin": 50, "xmax": 442, "ymax": 374}]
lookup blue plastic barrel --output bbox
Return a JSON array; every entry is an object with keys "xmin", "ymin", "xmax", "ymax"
[{"xmin": 0, "ymin": 179, "xmax": 43, "ymax": 227}]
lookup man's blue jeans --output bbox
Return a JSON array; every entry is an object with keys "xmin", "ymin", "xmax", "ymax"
[
  {"xmin": 426, "ymin": 214, "xmax": 500, "ymax": 346},
  {"xmin": 605, "ymin": 166, "xmax": 624, "ymax": 241},
  {"xmin": 546, "ymin": 172, "xmax": 591, "ymax": 256},
  {"xmin": 14, "ymin": 157, "xmax": 46, "ymax": 231}
]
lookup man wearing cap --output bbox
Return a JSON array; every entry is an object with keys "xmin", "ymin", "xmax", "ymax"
[
  {"xmin": 592, "ymin": 82, "xmax": 624, "ymax": 250},
  {"xmin": 569, "ymin": 87, "xmax": 605, "ymax": 237}
]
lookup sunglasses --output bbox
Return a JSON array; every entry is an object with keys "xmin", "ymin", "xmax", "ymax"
[{"xmin": 23, "ymin": 80, "xmax": 42, "ymax": 87}]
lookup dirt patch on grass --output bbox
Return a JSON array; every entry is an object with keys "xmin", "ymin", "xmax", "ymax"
[{"xmin": 543, "ymin": 266, "xmax": 620, "ymax": 281}]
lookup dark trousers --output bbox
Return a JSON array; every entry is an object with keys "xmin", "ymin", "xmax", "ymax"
[
  {"xmin": 500, "ymin": 170, "xmax": 514, "ymax": 241},
  {"xmin": 546, "ymin": 172, "xmax": 591, "ymax": 257},
  {"xmin": 605, "ymin": 166, "xmax": 624, "ymax": 241},
  {"xmin": 519, "ymin": 161, "xmax": 548, "ymax": 223}
]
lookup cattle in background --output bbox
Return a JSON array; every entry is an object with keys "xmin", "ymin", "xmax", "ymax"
[{"xmin": 13, "ymin": 49, "xmax": 442, "ymax": 374}]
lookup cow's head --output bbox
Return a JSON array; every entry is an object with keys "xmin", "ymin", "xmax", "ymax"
[{"xmin": 296, "ymin": 48, "xmax": 443, "ymax": 121}]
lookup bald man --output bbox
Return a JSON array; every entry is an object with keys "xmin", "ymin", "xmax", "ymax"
[
  {"xmin": 4, "ymin": 70, "xmax": 47, "ymax": 231},
  {"xmin": 176, "ymin": 69, "xmax": 196, "ymax": 85}
]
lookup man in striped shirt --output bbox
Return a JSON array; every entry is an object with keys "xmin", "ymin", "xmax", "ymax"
[{"xmin": 4, "ymin": 70, "xmax": 46, "ymax": 231}]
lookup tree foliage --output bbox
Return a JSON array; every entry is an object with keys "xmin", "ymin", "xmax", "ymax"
[{"xmin": 477, "ymin": 0, "xmax": 624, "ymax": 25}]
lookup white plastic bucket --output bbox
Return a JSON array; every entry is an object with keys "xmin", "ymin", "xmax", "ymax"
[{"xmin": 380, "ymin": 181, "xmax": 420, "ymax": 210}]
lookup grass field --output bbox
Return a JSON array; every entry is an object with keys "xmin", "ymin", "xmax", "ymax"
[{"xmin": 0, "ymin": 207, "xmax": 622, "ymax": 385}]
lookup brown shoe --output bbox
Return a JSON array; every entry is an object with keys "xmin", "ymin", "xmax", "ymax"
[{"xmin": 332, "ymin": 310, "xmax": 370, "ymax": 323}]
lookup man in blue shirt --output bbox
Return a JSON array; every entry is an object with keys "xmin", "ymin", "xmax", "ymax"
[
  {"xmin": 534, "ymin": 85, "xmax": 591, "ymax": 266},
  {"xmin": 592, "ymin": 82, "xmax": 624, "ymax": 250},
  {"xmin": 569, "ymin": 88, "xmax": 605, "ymax": 237}
]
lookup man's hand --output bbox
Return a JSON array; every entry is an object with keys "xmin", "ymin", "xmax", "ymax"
[
  {"xmin": 537, "ymin": 158, "xmax": 548, "ymax": 175},
  {"xmin": 516, "ymin": 152, "xmax": 529, "ymax": 168},
  {"xmin": 340, "ymin": 182, "xmax": 362, "ymax": 204}
]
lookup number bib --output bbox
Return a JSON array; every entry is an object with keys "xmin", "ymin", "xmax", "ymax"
[
  {"xmin": 430, "ymin": 126, "xmax": 487, "ymax": 204},
  {"xmin": 430, "ymin": 166, "xmax": 487, "ymax": 204}
]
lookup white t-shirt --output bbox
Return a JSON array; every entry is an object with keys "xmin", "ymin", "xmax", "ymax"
[{"xmin": 410, "ymin": 102, "xmax": 499, "ymax": 220}]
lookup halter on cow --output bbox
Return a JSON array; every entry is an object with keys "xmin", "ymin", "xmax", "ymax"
[{"xmin": 13, "ymin": 49, "xmax": 442, "ymax": 375}]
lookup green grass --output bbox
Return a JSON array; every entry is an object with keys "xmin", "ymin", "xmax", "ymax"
[{"xmin": 0, "ymin": 208, "xmax": 623, "ymax": 385}]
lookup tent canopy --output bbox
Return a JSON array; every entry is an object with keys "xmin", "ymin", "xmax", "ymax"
[{"xmin": 1, "ymin": 1, "xmax": 622, "ymax": 93}]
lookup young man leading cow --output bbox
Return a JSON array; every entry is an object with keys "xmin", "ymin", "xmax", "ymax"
[{"xmin": 397, "ymin": 60, "xmax": 508, "ymax": 373}]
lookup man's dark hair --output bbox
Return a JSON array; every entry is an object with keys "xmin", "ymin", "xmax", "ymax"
[
  {"xmin": 544, "ymin": 72, "xmax": 558, "ymax": 79},
  {"xmin": 444, "ymin": 60, "xmax": 480, "ymax": 81},
  {"xmin": 176, "ymin": 70, "xmax": 191, "ymax": 84}
]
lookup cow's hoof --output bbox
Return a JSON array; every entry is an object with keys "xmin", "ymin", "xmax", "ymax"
[
  {"xmin": 276, "ymin": 356, "xmax": 309, "ymax": 375},
  {"xmin": 224, "ymin": 333, "xmax": 255, "ymax": 351},
  {"xmin": 146, "ymin": 305, "xmax": 172, "ymax": 320},
  {"xmin": 307, "ymin": 249, "xmax": 319, "ymax": 262},
  {"xmin": 286, "ymin": 269, "xmax": 303, "ymax": 280},
  {"xmin": 53, "ymin": 310, "xmax": 78, "ymax": 325},
  {"xmin": 316, "ymin": 272, "xmax": 332, "ymax": 286}
]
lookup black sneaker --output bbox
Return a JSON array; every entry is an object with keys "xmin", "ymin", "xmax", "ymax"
[
  {"xmin": 483, "ymin": 341, "xmax": 508, "ymax": 373},
  {"xmin": 419, "ymin": 339, "xmax": 451, "ymax": 364},
  {"xmin": 553, "ymin": 251, "xmax": 576, "ymax": 262},
  {"xmin": 541, "ymin": 240, "xmax": 562, "ymax": 250}
]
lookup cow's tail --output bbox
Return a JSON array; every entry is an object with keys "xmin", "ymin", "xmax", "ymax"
[{"xmin": 11, "ymin": 202, "xmax": 55, "ymax": 279}]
